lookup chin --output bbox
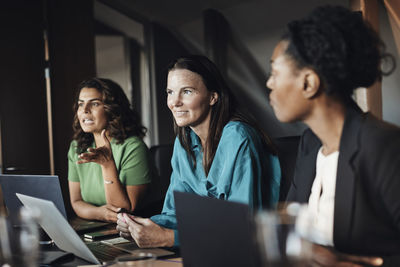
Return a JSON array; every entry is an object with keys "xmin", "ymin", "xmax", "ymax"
[
  {"xmin": 273, "ymin": 111, "xmax": 291, "ymax": 123},
  {"xmin": 80, "ymin": 126, "xmax": 93, "ymax": 133},
  {"xmin": 174, "ymin": 118, "xmax": 188, "ymax": 127}
]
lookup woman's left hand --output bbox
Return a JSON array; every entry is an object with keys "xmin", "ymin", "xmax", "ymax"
[
  {"xmin": 118, "ymin": 213, "xmax": 174, "ymax": 248},
  {"xmin": 311, "ymin": 244, "xmax": 383, "ymax": 267},
  {"xmin": 77, "ymin": 129, "xmax": 113, "ymax": 166}
]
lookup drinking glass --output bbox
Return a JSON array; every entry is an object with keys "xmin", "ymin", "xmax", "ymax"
[
  {"xmin": 255, "ymin": 203, "xmax": 312, "ymax": 267},
  {"xmin": 0, "ymin": 207, "xmax": 40, "ymax": 267}
]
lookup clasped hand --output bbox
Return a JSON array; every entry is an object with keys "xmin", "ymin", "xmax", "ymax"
[
  {"xmin": 116, "ymin": 213, "xmax": 173, "ymax": 248},
  {"xmin": 77, "ymin": 129, "xmax": 113, "ymax": 166}
]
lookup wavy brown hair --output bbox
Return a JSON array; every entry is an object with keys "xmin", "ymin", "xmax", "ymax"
[
  {"xmin": 167, "ymin": 55, "xmax": 276, "ymax": 175},
  {"xmin": 72, "ymin": 78, "xmax": 146, "ymax": 154}
]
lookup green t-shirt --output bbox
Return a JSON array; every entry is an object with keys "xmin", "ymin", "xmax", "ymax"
[{"xmin": 68, "ymin": 136, "xmax": 152, "ymax": 206}]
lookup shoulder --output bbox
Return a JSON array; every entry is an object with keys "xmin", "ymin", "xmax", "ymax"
[
  {"xmin": 221, "ymin": 121, "xmax": 258, "ymax": 141},
  {"xmin": 68, "ymin": 140, "xmax": 79, "ymax": 156},
  {"xmin": 69, "ymin": 140, "xmax": 78, "ymax": 149},
  {"xmin": 112, "ymin": 136, "xmax": 150, "ymax": 160},
  {"xmin": 361, "ymin": 114, "xmax": 400, "ymax": 142},
  {"xmin": 358, "ymin": 114, "xmax": 400, "ymax": 157},
  {"xmin": 115, "ymin": 135, "xmax": 147, "ymax": 149},
  {"xmin": 217, "ymin": 121, "xmax": 265, "ymax": 154}
]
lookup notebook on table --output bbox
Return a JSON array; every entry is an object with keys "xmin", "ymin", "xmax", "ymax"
[
  {"xmin": 174, "ymin": 191, "xmax": 261, "ymax": 267},
  {"xmin": 16, "ymin": 193, "xmax": 174, "ymax": 264},
  {"xmin": 0, "ymin": 174, "xmax": 109, "ymax": 233}
]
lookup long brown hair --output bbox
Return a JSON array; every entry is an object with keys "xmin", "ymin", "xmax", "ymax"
[
  {"xmin": 72, "ymin": 78, "xmax": 146, "ymax": 154},
  {"xmin": 167, "ymin": 55, "xmax": 276, "ymax": 175}
]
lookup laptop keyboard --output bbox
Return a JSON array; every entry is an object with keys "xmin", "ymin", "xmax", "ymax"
[{"xmin": 86, "ymin": 241, "xmax": 130, "ymax": 262}]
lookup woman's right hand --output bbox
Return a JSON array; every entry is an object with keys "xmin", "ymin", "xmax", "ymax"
[
  {"xmin": 116, "ymin": 213, "xmax": 134, "ymax": 240},
  {"xmin": 97, "ymin": 204, "xmax": 120, "ymax": 223},
  {"xmin": 77, "ymin": 129, "xmax": 114, "ymax": 167}
]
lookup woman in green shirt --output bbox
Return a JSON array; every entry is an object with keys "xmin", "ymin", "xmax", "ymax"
[{"xmin": 68, "ymin": 78, "xmax": 152, "ymax": 223}]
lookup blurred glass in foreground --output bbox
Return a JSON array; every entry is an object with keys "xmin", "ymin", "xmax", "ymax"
[
  {"xmin": 0, "ymin": 207, "xmax": 39, "ymax": 267},
  {"xmin": 256, "ymin": 203, "xmax": 312, "ymax": 267}
]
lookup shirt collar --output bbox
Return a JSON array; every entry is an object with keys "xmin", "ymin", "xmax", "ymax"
[{"xmin": 188, "ymin": 128, "xmax": 201, "ymax": 150}]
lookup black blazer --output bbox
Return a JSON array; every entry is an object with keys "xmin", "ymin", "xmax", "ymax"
[{"xmin": 287, "ymin": 105, "xmax": 400, "ymax": 264}]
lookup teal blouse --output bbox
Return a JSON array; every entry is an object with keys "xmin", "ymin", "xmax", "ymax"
[{"xmin": 151, "ymin": 121, "xmax": 281, "ymax": 246}]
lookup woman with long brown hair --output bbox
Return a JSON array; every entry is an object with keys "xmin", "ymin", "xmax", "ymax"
[{"xmin": 116, "ymin": 55, "xmax": 281, "ymax": 248}]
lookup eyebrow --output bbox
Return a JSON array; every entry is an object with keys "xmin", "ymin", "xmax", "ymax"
[
  {"xmin": 166, "ymin": 86, "xmax": 197, "ymax": 91},
  {"xmin": 78, "ymin": 98, "xmax": 102, "ymax": 102}
]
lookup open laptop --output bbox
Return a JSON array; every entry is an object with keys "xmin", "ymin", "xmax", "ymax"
[
  {"xmin": 16, "ymin": 193, "xmax": 174, "ymax": 264},
  {"xmin": 0, "ymin": 175, "xmax": 67, "ymax": 221},
  {"xmin": 0, "ymin": 174, "xmax": 108, "ymax": 233},
  {"xmin": 174, "ymin": 191, "xmax": 261, "ymax": 267},
  {"xmin": 17, "ymin": 193, "xmax": 127, "ymax": 264}
]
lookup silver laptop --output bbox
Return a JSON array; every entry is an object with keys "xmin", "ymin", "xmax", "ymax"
[
  {"xmin": 0, "ymin": 174, "xmax": 109, "ymax": 233},
  {"xmin": 17, "ymin": 193, "xmax": 103, "ymax": 264},
  {"xmin": 16, "ymin": 193, "xmax": 174, "ymax": 264}
]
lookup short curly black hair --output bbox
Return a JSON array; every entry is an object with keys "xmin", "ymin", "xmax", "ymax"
[
  {"xmin": 72, "ymin": 78, "xmax": 146, "ymax": 154},
  {"xmin": 281, "ymin": 5, "xmax": 394, "ymax": 100}
]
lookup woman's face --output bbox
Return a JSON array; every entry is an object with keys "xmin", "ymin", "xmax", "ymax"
[
  {"xmin": 77, "ymin": 87, "xmax": 107, "ymax": 135},
  {"xmin": 167, "ymin": 69, "xmax": 217, "ymax": 130},
  {"xmin": 266, "ymin": 41, "xmax": 311, "ymax": 123}
]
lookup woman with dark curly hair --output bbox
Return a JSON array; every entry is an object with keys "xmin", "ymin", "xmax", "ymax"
[
  {"xmin": 68, "ymin": 78, "xmax": 152, "ymax": 223},
  {"xmin": 267, "ymin": 5, "xmax": 400, "ymax": 266}
]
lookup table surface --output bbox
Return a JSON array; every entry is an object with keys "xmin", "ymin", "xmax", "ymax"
[{"xmin": 76, "ymin": 257, "xmax": 183, "ymax": 267}]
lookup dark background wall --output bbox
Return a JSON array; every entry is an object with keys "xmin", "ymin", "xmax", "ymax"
[
  {"xmin": 152, "ymin": 23, "xmax": 190, "ymax": 145},
  {"xmin": 0, "ymin": 0, "xmax": 96, "ymax": 217}
]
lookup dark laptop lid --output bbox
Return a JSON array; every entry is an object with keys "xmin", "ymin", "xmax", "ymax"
[
  {"xmin": 0, "ymin": 174, "xmax": 67, "ymax": 221},
  {"xmin": 174, "ymin": 191, "xmax": 261, "ymax": 267}
]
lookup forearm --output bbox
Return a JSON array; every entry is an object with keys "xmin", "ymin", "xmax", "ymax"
[
  {"xmin": 101, "ymin": 161, "xmax": 131, "ymax": 210},
  {"xmin": 71, "ymin": 200, "xmax": 105, "ymax": 221}
]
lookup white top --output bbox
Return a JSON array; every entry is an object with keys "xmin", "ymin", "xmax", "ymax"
[{"xmin": 307, "ymin": 147, "xmax": 339, "ymax": 246}]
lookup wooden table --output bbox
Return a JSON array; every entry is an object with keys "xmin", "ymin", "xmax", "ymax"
[{"xmin": 77, "ymin": 257, "xmax": 183, "ymax": 266}]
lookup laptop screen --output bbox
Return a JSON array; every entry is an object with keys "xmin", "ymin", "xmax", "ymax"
[
  {"xmin": 0, "ymin": 174, "xmax": 67, "ymax": 221},
  {"xmin": 174, "ymin": 191, "xmax": 261, "ymax": 267}
]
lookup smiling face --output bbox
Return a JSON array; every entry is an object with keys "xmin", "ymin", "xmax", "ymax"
[
  {"xmin": 167, "ymin": 69, "xmax": 217, "ymax": 133},
  {"xmin": 77, "ymin": 87, "xmax": 107, "ymax": 135},
  {"xmin": 266, "ymin": 41, "xmax": 311, "ymax": 123}
]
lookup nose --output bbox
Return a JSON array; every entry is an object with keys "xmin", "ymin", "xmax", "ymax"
[
  {"xmin": 168, "ymin": 93, "xmax": 182, "ymax": 108},
  {"xmin": 83, "ymin": 103, "xmax": 90, "ymax": 113}
]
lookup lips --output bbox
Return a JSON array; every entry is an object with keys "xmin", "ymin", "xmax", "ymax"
[
  {"xmin": 82, "ymin": 118, "xmax": 94, "ymax": 125},
  {"xmin": 174, "ymin": 111, "xmax": 188, "ymax": 117}
]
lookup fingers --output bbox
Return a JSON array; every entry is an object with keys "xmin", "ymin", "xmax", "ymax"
[
  {"xmin": 312, "ymin": 244, "xmax": 383, "ymax": 267},
  {"xmin": 342, "ymin": 254, "xmax": 383, "ymax": 266},
  {"xmin": 116, "ymin": 223, "xmax": 129, "ymax": 232},
  {"xmin": 77, "ymin": 151, "xmax": 98, "ymax": 163},
  {"xmin": 131, "ymin": 216, "xmax": 152, "ymax": 226},
  {"xmin": 120, "ymin": 231, "xmax": 132, "ymax": 240},
  {"xmin": 117, "ymin": 215, "xmax": 129, "ymax": 231},
  {"xmin": 123, "ymin": 214, "xmax": 142, "ymax": 227},
  {"xmin": 117, "ymin": 213, "xmax": 127, "ymax": 223}
]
